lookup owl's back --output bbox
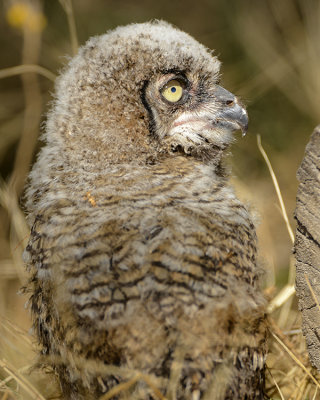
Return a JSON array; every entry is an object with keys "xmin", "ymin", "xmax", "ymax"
[{"xmin": 25, "ymin": 157, "xmax": 265, "ymax": 399}]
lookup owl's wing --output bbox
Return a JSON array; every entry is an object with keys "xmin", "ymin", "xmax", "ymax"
[
  {"xmin": 25, "ymin": 194, "xmax": 265, "ymax": 398},
  {"xmin": 25, "ymin": 195, "xmax": 264, "ymax": 343}
]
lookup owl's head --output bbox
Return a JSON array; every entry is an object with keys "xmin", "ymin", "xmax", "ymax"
[{"xmin": 48, "ymin": 21, "xmax": 247, "ymax": 168}]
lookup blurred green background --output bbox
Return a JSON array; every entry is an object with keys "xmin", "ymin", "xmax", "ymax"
[{"xmin": 0, "ymin": 0, "xmax": 319, "ymax": 321}]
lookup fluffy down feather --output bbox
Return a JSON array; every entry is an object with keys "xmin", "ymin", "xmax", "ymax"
[{"xmin": 24, "ymin": 20, "xmax": 266, "ymax": 400}]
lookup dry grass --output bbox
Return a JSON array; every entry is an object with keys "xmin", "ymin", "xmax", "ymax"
[{"xmin": 1, "ymin": 0, "xmax": 320, "ymax": 399}]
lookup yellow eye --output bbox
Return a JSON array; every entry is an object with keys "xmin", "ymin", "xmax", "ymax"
[{"xmin": 161, "ymin": 80, "xmax": 183, "ymax": 103}]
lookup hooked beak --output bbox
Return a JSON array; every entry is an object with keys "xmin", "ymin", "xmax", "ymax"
[
  {"xmin": 167, "ymin": 84, "xmax": 249, "ymax": 153},
  {"xmin": 213, "ymin": 85, "xmax": 248, "ymax": 136}
]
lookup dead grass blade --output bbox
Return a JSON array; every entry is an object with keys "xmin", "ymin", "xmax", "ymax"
[
  {"xmin": 258, "ymin": 133, "xmax": 296, "ymax": 326},
  {"xmin": 0, "ymin": 359, "xmax": 46, "ymax": 400},
  {"xmin": 1, "ymin": 392, "xmax": 10, "ymax": 400},
  {"xmin": 99, "ymin": 375, "xmax": 140, "ymax": 400},
  {"xmin": 99, "ymin": 373, "xmax": 167, "ymax": 400},
  {"xmin": 0, "ymin": 65, "xmax": 56, "ymax": 82},
  {"xmin": 312, "ymin": 386, "xmax": 318, "ymax": 400},
  {"xmin": 0, "ymin": 181, "xmax": 29, "ymax": 283},
  {"xmin": 293, "ymin": 373, "xmax": 308, "ymax": 400},
  {"xmin": 267, "ymin": 368, "xmax": 285, "ymax": 400},
  {"xmin": 140, "ymin": 374, "xmax": 167, "ymax": 400},
  {"xmin": 267, "ymin": 284, "xmax": 295, "ymax": 314},
  {"xmin": 0, "ymin": 365, "xmax": 30, "ymax": 389},
  {"xmin": 0, "ymin": 316, "xmax": 33, "ymax": 347},
  {"xmin": 58, "ymin": 0, "xmax": 78, "ymax": 55},
  {"xmin": 257, "ymin": 134, "xmax": 294, "ymax": 244},
  {"xmin": 270, "ymin": 332, "xmax": 320, "ymax": 390}
]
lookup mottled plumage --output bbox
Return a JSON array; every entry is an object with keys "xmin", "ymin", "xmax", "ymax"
[{"xmin": 24, "ymin": 21, "xmax": 266, "ymax": 399}]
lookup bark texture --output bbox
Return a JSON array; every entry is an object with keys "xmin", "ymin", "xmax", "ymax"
[{"xmin": 294, "ymin": 125, "xmax": 320, "ymax": 370}]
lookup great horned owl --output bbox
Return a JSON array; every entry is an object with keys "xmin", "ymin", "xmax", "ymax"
[{"xmin": 24, "ymin": 21, "xmax": 266, "ymax": 400}]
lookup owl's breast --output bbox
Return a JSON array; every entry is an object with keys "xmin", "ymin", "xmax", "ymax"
[
  {"xmin": 26, "ymin": 158, "xmax": 258, "ymax": 333},
  {"xmin": 41, "ymin": 173, "xmax": 257, "ymax": 332}
]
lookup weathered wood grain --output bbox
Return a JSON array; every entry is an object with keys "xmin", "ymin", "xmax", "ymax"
[{"xmin": 294, "ymin": 125, "xmax": 320, "ymax": 370}]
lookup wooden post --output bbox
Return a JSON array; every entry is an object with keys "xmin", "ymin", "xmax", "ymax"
[{"xmin": 294, "ymin": 125, "xmax": 320, "ymax": 370}]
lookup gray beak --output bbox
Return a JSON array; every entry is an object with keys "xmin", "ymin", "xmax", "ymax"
[{"xmin": 213, "ymin": 85, "xmax": 248, "ymax": 136}]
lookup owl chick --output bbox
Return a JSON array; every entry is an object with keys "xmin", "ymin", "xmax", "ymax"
[{"xmin": 24, "ymin": 21, "xmax": 266, "ymax": 400}]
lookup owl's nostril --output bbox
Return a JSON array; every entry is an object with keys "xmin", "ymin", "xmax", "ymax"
[{"xmin": 214, "ymin": 85, "xmax": 236, "ymax": 106}]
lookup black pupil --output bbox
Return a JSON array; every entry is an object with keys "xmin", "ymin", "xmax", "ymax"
[{"xmin": 171, "ymin": 87, "xmax": 177, "ymax": 93}]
